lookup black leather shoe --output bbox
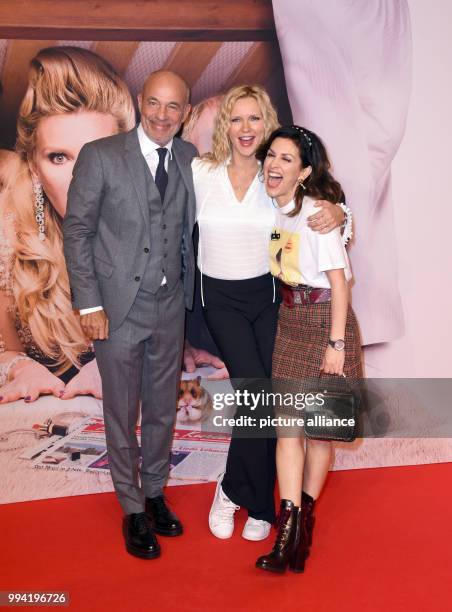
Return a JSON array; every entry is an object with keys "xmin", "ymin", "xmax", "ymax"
[
  {"xmin": 145, "ymin": 495, "xmax": 183, "ymax": 536},
  {"xmin": 123, "ymin": 512, "xmax": 161, "ymax": 559}
]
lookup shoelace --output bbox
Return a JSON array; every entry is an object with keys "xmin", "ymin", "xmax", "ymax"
[
  {"xmin": 273, "ymin": 510, "xmax": 293, "ymax": 551},
  {"xmin": 133, "ymin": 513, "xmax": 149, "ymax": 534},
  {"xmin": 246, "ymin": 518, "xmax": 266, "ymax": 527},
  {"xmin": 214, "ymin": 492, "xmax": 239, "ymax": 524},
  {"xmin": 151, "ymin": 496, "xmax": 168, "ymax": 513},
  {"xmin": 149, "ymin": 496, "xmax": 176, "ymax": 521}
]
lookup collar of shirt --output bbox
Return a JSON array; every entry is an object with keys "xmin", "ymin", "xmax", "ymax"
[
  {"xmin": 224, "ymin": 156, "xmax": 262, "ymax": 169},
  {"xmin": 277, "ymin": 199, "xmax": 296, "ymax": 215},
  {"xmin": 137, "ymin": 123, "xmax": 173, "ymax": 160}
]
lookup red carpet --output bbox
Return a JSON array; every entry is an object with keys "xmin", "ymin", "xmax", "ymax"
[{"xmin": 1, "ymin": 463, "xmax": 451, "ymax": 612}]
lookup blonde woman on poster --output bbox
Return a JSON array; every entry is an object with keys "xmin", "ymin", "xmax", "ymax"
[
  {"xmin": 0, "ymin": 47, "xmax": 135, "ymax": 403},
  {"xmin": 0, "ymin": 46, "xmax": 226, "ymax": 404}
]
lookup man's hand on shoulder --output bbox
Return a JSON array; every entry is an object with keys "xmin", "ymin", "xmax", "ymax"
[{"xmin": 80, "ymin": 310, "xmax": 109, "ymax": 341}]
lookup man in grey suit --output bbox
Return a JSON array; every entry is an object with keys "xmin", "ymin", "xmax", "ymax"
[{"xmin": 63, "ymin": 71, "xmax": 196, "ymax": 559}]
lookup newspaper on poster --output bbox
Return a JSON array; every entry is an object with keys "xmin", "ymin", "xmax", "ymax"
[{"xmin": 28, "ymin": 417, "xmax": 229, "ymax": 482}]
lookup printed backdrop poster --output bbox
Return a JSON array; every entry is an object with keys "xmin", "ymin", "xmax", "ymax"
[{"xmin": 0, "ymin": 0, "xmax": 451, "ymax": 503}]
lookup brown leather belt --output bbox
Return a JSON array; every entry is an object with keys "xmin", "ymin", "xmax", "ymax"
[{"xmin": 280, "ymin": 283, "xmax": 331, "ymax": 308}]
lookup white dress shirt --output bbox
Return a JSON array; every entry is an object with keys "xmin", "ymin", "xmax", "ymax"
[
  {"xmin": 136, "ymin": 122, "xmax": 173, "ymax": 174},
  {"xmin": 80, "ymin": 124, "xmax": 171, "ymax": 315}
]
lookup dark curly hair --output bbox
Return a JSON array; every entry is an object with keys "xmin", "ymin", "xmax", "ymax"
[{"xmin": 256, "ymin": 125, "xmax": 344, "ymax": 217}]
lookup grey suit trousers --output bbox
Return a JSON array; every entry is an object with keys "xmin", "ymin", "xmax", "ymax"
[{"xmin": 94, "ymin": 281, "xmax": 185, "ymax": 514}]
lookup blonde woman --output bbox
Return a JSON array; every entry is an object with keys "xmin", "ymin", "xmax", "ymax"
[
  {"xmin": 0, "ymin": 46, "xmax": 135, "ymax": 403},
  {"xmin": 192, "ymin": 85, "xmax": 348, "ymax": 541}
]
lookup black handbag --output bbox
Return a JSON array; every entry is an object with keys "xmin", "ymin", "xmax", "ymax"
[{"xmin": 304, "ymin": 375, "xmax": 359, "ymax": 442}]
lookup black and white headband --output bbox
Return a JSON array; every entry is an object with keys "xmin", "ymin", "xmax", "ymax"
[{"xmin": 290, "ymin": 125, "xmax": 312, "ymax": 148}]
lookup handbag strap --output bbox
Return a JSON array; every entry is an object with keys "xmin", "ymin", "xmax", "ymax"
[{"xmin": 316, "ymin": 372, "xmax": 351, "ymax": 394}]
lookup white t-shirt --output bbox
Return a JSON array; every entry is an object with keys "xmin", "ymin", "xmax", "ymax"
[
  {"xmin": 192, "ymin": 158, "xmax": 275, "ymax": 280},
  {"xmin": 270, "ymin": 197, "xmax": 352, "ymax": 288}
]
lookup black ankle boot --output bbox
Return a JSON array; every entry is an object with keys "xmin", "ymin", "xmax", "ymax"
[
  {"xmin": 286, "ymin": 493, "xmax": 316, "ymax": 573},
  {"xmin": 288, "ymin": 508, "xmax": 308, "ymax": 573},
  {"xmin": 302, "ymin": 490, "xmax": 316, "ymax": 549},
  {"xmin": 256, "ymin": 500, "xmax": 301, "ymax": 573}
]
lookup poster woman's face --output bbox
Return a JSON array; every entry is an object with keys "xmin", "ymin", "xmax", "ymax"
[{"xmin": 33, "ymin": 111, "xmax": 118, "ymax": 217}]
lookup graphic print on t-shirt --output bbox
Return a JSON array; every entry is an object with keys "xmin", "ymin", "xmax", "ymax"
[{"xmin": 269, "ymin": 228, "xmax": 301, "ymax": 286}]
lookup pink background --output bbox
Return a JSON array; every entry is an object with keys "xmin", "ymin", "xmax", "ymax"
[{"xmin": 366, "ymin": 0, "xmax": 452, "ymax": 377}]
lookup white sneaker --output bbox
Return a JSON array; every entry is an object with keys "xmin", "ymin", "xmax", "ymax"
[
  {"xmin": 242, "ymin": 517, "xmax": 272, "ymax": 541},
  {"xmin": 209, "ymin": 473, "xmax": 240, "ymax": 539}
]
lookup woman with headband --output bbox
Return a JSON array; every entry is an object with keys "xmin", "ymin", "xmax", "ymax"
[{"xmin": 255, "ymin": 125, "xmax": 362, "ymax": 573}]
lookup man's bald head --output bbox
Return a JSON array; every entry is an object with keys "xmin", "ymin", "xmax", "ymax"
[
  {"xmin": 138, "ymin": 70, "xmax": 191, "ymax": 145},
  {"xmin": 142, "ymin": 70, "xmax": 190, "ymax": 104}
]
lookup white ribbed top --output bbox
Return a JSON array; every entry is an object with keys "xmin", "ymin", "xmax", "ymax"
[{"xmin": 193, "ymin": 158, "xmax": 275, "ymax": 280}]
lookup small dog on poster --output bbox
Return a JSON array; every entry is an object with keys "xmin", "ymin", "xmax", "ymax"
[{"xmin": 177, "ymin": 377, "xmax": 213, "ymax": 424}]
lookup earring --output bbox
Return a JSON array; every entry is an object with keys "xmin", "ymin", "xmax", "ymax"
[
  {"xmin": 297, "ymin": 178, "xmax": 306, "ymax": 191},
  {"xmin": 32, "ymin": 178, "xmax": 46, "ymax": 241}
]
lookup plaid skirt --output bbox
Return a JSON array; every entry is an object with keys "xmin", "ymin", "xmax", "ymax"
[{"xmin": 272, "ymin": 302, "xmax": 363, "ymax": 417}]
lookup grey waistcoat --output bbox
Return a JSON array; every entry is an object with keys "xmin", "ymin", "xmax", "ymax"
[{"xmin": 140, "ymin": 154, "xmax": 188, "ymax": 294}]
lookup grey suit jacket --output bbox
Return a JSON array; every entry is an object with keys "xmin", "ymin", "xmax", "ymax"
[{"xmin": 63, "ymin": 128, "xmax": 197, "ymax": 331}]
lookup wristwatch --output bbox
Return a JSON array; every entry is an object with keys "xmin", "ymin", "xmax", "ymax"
[{"xmin": 328, "ymin": 339, "xmax": 345, "ymax": 351}]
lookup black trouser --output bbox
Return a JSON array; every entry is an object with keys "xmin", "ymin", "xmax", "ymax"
[{"xmin": 202, "ymin": 273, "xmax": 279, "ymax": 522}]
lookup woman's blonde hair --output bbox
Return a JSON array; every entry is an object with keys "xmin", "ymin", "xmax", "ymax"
[
  {"xmin": 203, "ymin": 84, "xmax": 279, "ymax": 166},
  {"xmin": 16, "ymin": 46, "xmax": 135, "ymax": 159},
  {"xmin": 9, "ymin": 46, "xmax": 135, "ymax": 373}
]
